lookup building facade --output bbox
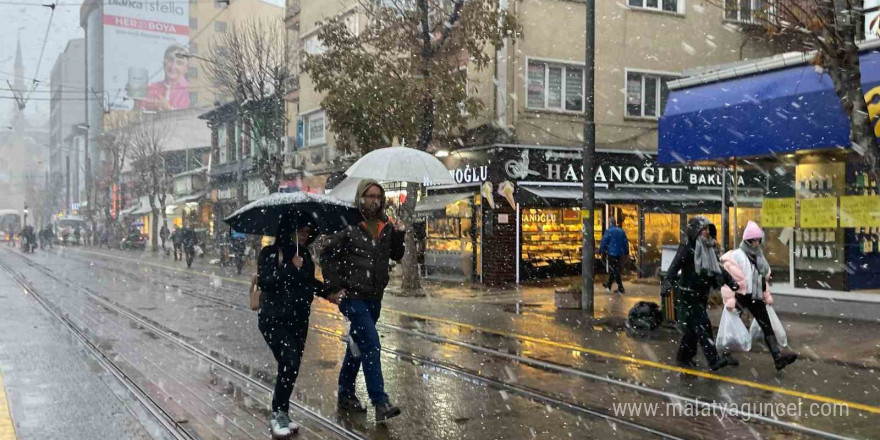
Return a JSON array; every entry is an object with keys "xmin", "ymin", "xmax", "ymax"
[
  {"xmin": 286, "ymin": 0, "xmax": 788, "ymax": 283},
  {"xmin": 49, "ymin": 38, "xmax": 87, "ymax": 217}
]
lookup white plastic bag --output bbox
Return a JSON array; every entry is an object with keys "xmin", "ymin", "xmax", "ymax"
[
  {"xmin": 749, "ymin": 306, "xmax": 788, "ymax": 348},
  {"xmin": 195, "ymin": 245, "xmax": 204, "ymax": 257},
  {"xmin": 716, "ymin": 308, "xmax": 752, "ymax": 352}
]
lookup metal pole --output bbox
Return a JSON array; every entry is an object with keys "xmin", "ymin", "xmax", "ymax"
[
  {"xmin": 733, "ymin": 160, "xmax": 739, "ymax": 245},
  {"xmin": 721, "ymin": 165, "xmax": 730, "ymax": 251},
  {"xmin": 581, "ymin": 0, "xmax": 596, "ymax": 315}
]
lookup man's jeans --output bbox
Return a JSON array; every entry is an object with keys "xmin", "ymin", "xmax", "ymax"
[{"xmin": 338, "ymin": 298, "xmax": 388, "ymax": 405}]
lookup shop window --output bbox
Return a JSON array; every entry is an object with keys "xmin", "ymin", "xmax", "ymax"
[
  {"xmin": 644, "ymin": 213, "xmax": 680, "ymax": 278},
  {"xmin": 218, "ymin": 125, "xmax": 228, "ymax": 164},
  {"xmin": 520, "ymin": 208, "xmax": 602, "ymax": 279},
  {"xmin": 626, "ymin": 71, "xmax": 678, "ymax": 119},
  {"xmin": 610, "ymin": 205, "xmax": 639, "ymax": 268}
]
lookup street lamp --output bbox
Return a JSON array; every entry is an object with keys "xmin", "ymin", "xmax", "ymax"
[{"xmin": 23, "ymin": 204, "xmax": 29, "ymax": 227}]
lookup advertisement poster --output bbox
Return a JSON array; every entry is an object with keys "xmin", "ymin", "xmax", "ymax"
[
  {"xmin": 840, "ymin": 195, "xmax": 880, "ymax": 227},
  {"xmin": 800, "ymin": 197, "xmax": 838, "ymax": 229},
  {"xmin": 103, "ymin": 0, "xmax": 190, "ymax": 111},
  {"xmin": 761, "ymin": 198, "xmax": 796, "ymax": 228}
]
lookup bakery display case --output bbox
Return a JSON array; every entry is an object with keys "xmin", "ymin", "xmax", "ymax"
[
  {"xmin": 424, "ymin": 201, "xmax": 476, "ymax": 281},
  {"xmin": 520, "ymin": 208, "xmax": 603, "ymax": 278}
]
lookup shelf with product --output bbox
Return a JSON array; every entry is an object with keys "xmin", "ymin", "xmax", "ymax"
[
  {"xmin": 792, "ymin": 159, "xmax": 846, "ymax": 288},
  {"xmin": 519, "ymin": 207, "xmax": 601, "ymax": 279}
]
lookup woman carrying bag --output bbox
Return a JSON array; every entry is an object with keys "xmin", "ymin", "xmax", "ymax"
[
  {"xmin": 257, "ymin": 220, "xmax": 344, "ymax": 438},
  {"xmin": 665, "ymin": 217, "xmax": 735, "ymax": 371},
  {"xmin": 720, "ymin": 221, "xmax": 798, "ymax": 371}
]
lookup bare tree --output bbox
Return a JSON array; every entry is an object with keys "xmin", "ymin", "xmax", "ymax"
[
  {"xmin": 304, "ymin": 0, "xmax": 520, "ymax": 291},
  {"xmin": 203, "ymin": 18, "xmax": 290, "ymax": 197},
  {"xmin": 712, "ymin": 0, "xmax": 878, "ymax": 178},
  {"xmin": 96, "ymin": 112, "xmax": 134, "ymax": 243},
  {"xmin": 128, "ymin": 114, "xmax": 173, "ymax": 252}
]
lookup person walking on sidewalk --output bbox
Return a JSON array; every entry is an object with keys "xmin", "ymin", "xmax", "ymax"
[
  {"xmin": 160, "ymin": 225, "xmax": 169, "ymax": 252},
  {"xmin": 665, "ymin": 217, "xmax": 733, "ymax": 371},
  {"xmin": 321, "ymin": 179, "xmax": 406, "ymax": 423},
  {"xmin": 258, "ymin": 220, "xmax": 343, "ymax": 437},
  {"xmin": 720, "ymin": 221, "xmax": 798, "ymax": 371},
  {"xmin": 599, "ymin": 217, "xmax": 629, "ymax": 294}
]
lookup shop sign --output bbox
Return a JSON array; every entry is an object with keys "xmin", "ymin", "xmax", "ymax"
[
  {"xmin": 840, "ymin": 195, "xmax": 880, "ymax": 227},
  {"xmin": 443, "ymin": 147, "xmax": 763, "ymax": 189},
  {"xmin": 800, "ymin": 197, "xmax": 838, "ymax": 228},
  {"xmin": 761, "ymin": 198, "xmax": 796, "ymax": 228},
  {"xmin": 217, "ymin": 188, "xmax": 236, "ymax": 200},
  {"xmin": 247, "ymin": 179, "xmax": 270, "ymax": 201},
  {"xmin": 521, "ymin": 211, "xmax": 558, "ymax": 224},
  {"xmin": 448, "ymin": 165, "xmax": 489, "ymax": 184}
]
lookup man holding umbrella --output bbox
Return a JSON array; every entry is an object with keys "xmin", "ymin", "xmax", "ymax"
[{"xmin": 321, "ymin": 179, "xmax": 406, "ymax": 422}]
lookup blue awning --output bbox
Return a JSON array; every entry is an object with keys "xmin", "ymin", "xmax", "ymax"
[{"xmin": 659, "ymin": 51, "xmax": 880, "ymax": 164}]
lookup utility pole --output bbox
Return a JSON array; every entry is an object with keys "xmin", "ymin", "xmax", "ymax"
[{"xmin": 581, "ymin": 0, "xmax": 596, "ymax": 316}]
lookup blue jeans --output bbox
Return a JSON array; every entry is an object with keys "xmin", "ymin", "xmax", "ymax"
[{"xmin": 337, "ymin": 298, "xmax": 388, "ymax": 405}]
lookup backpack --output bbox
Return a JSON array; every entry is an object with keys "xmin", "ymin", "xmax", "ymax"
[{"xmin": 627, "ymin": 301, "xmax": 663, "ymax": 331}]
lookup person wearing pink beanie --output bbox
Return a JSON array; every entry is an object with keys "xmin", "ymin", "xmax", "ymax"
[{"xmin": 719, "ymin": 221, "xmax": 798, "ymax": 371}]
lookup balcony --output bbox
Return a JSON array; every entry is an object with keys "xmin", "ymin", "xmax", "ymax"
[{"xmin": 723, "ymin": 0, "xmax": 773, "ymax": 26}]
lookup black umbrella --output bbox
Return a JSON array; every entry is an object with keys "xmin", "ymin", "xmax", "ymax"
[{"xmin": 224, "ymin": 192, "xmax": 361, "ymax": 237}]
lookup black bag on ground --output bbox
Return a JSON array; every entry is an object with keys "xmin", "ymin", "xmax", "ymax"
[{"xmin": 627, "ymin": 301, "xmax": 663, "ymax": 331}]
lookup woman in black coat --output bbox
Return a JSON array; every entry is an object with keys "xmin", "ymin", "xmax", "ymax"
[
  {"xmin": 257, "ymin": 221, "xmax": 343, "ymax": 437},
  {"xmin": 664, "ymin": 217, "xmax": 735, "ymax": 371}
]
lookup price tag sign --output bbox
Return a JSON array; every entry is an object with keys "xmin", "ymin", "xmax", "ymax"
[
  {"xmin": 800, "ymin": 197, "xmax": 838, "ymax": 228},
  {"xmin": 840, "ymin": 195, "xmax": 880, "ymax": 227},
  {"xmin": 761, "ymin": 198, "xmax": 796, "ymax": 228}
]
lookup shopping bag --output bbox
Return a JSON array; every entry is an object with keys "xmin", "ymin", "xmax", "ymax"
[
  {"xmin": 749, "ymin": 306, "xmax": 788, "ymax": 348},
  {"xmin": 716, "ymin": 308, "xmax": 752, "ymax": 352},
  {"xmin": 249, "ymin": 273, "xmax": 261, "ymax": 311}
]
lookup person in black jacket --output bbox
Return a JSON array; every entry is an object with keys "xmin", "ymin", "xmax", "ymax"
[
  {"xmin": 321, "ymin": 179, "xmax": 405, "ymax": 422},
  {"xmin": 664, "ymin": 216, "xmax": 736, "ymax": 371},
  {"xmin": 258, "ymin": 219, "xmax": 343, "ymax": 437}
]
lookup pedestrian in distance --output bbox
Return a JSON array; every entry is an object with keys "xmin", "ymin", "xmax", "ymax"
[
  {"xmin": 160, "ymin": 224, "xmax": 169, "ymax": 252},
  {"xmin": 599, "ymin": 217, "xmax": 629, "ymax": 294},
  {"xmin": 74, "ymin": 226, "xmax": 81, "ymax": 246},
  {"xmin": 720, "ymin": 221, "xmax": 798, "ymax": 371},
  {"xmin": 664, "ymin": 216, "xmax": 737, "ymax": 371},
  {"xmin": 321, "ymin": 179, "xmax": 406, "ymax": 423},
  {"xmin": 257, "ymin": 220, "xmax": 344, "ymax": 438},
  {"xmin": 171, "ymin": 228, "xmax": 182, "ymax": 261}
]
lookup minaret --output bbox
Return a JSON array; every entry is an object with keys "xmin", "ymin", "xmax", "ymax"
[{"xmin": 10, "ymin": 36, "xmax": 26, "ymax": 131}]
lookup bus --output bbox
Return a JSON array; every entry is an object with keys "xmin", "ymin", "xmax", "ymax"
[{"xmin": 0, "ymin": 209, "xmax": 22, "ymax": 242}]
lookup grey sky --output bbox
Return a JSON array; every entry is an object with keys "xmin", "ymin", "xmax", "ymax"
[{"xmin": 0, "ymin": 0, "xmax": 85, "ymax": 129}]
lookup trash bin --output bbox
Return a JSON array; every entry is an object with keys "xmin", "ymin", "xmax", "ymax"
[{"xmin": 659, "ymin": 245, "xmax": 679, "ymax": 322}]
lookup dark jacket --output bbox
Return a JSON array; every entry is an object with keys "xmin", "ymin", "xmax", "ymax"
[
  {"xmin": 320, "ymin": 179, "xmax": 406, "ymax": 301},
  {"xmin": 665, "ymin": 217, "xmax": 732, "ymax": 294},
  {"xmin": 258, "ymin": 243, "xmax": 331, "ymax": 317},
  {"xmin": 599, "ymin": 226, "xmax": 629, "ymax": 257}
]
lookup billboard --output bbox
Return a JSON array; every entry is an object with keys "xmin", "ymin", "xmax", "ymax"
[{"xmin": 103, "ymin": 0, "xmax": 190, "ymax": 111}]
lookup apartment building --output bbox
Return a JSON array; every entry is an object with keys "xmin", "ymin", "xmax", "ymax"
[
  {"xmin": 285, "ymin": 0, "xmax": 787, "ymax": 282},
  {"xmin": 187, "ymin": 0, "xmax": 285, "ymax": 108}
]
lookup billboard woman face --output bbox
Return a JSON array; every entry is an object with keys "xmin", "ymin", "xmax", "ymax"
[{"xmin": 164, "ymin": 47, "xmax": 188, "ymax": 84}]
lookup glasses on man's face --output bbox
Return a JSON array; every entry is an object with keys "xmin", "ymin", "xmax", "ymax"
[{"xmin": 362, "ymin": 194, "xmax": 382, "ymax": 200}]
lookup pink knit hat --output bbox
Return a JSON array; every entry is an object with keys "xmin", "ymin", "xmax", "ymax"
[{"xmin": 742, "ymin": 221, "xmax": 764, "ymax": 241}]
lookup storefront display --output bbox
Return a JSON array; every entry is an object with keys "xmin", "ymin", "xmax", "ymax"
[
  {"xmin": 421, "ymin": 195, "xmax": 479, "ymax": 281},
  {"xmin": 430, "ymin": 145, "xmax": 766, "ymax": 285}
]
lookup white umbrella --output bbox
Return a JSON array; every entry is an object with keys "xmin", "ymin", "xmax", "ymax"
[
  {"xmin": 344, "ymin": 147, "xmax": 456, "ymax": 186},
  {"xmin": 327, "ymin": 176, "xmax": 363, "ymax": 204}
]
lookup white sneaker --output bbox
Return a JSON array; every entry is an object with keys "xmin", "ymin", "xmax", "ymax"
[{"xmin": 270, "ymin": 411, "xmax": 292, "ymax": 437}]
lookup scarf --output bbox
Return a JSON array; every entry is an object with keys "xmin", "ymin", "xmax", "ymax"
[
  {"xmin": 694, "ymin": 235, "xmax": 721, "ymax": 275},
  {"xmin": 740, "ymin": 241, "xmax": 770, "ymax": 300}
]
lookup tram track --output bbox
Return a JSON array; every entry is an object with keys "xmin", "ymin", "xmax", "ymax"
[
  {"xmin": 13, "ymin": 248, "xmax": 866, "ymax": 440},
  {"xmin": 0, "ymin": 249, "xmax": 367, "ymax": 440}
]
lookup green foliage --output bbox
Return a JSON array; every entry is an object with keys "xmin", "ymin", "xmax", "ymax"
[{"xmin": 303, "ymin": 0, "xmax": 520, "ymax": 154}]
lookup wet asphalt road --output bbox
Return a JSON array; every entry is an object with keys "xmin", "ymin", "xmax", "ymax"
[{"xmin": 1, "ymin": 246, "xmax": 878, "ymax": 439}]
